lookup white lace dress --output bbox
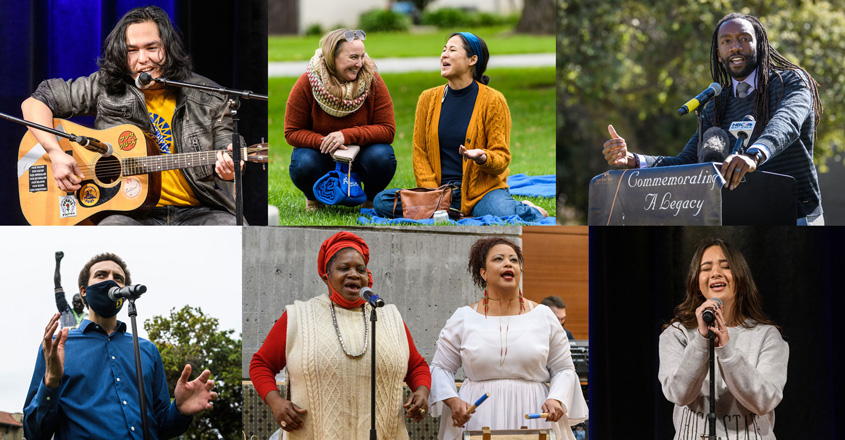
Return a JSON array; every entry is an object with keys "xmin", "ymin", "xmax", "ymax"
[{"xmin": 429, "ymin": 304, "xmax": 588, "ymax": 439}]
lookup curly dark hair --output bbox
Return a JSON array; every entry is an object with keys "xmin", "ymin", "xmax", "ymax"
[
  {"xmin": 449, "ymin": 32, "xmax": 490, "ymax": 85},
  {"xmin": 709, "ymin": 13, "xmax": 822, "ymax": 138},
  {"xmin": 78, "ymin": 252, "xmax": 132, "ymax": 289},
  {"xmin": 97, "ymin": 6, "xmax": 194, "ymax": 95},
  {"xmin": 467, "ymin": 237, "xmax": 523, "ymax": 289},
  {"xmin": 669, "ymin": 238, "xmax": 779, "ymax": 333}
]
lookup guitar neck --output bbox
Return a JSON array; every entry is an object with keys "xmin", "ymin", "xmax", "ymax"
[{"xmin": 122, "ymin": 149, "xmax": 238, "ymax": 176}]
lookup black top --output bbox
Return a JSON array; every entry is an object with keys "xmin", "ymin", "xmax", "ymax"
[{"xmin": 438, "ymin": 81, "xmax": 479, "ymax": 184}]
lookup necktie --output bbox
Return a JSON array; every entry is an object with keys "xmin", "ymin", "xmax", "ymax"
[{"xmin": 736, "ymin": 82, "xmax": 751, "ymax": 98}]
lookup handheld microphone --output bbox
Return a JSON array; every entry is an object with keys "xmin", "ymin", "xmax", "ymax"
[
  {"xmin": 359, "ymin": 286, "xmax": 384, "ymax": 308},
  {"xmin": 677, "ymin": 83, "xmax": 722, "ymax": 116},
  {"xmin": 729, "ymin": 115, "xmax": 756, "ymax": 155},
  {"xmin": 108, "ymin": 284, "xmax": 147, "ymax": 301},
  {"xmin": 697, "ymin": 127, "xmax": 730, "ymax": 163},
  {"xmin": 702, "ymin": 297, "xmax": 723, "ymax": 325},
  {"xmin": 135, "ymin": 72, "xmax": 154, "ymax": 90}
]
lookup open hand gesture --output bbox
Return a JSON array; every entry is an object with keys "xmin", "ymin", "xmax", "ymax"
[
  {"xmin": 458, "ymin": 145, "xmax": 487, "ymax": 164},
  {"xmin": 174, "ymin": 364, "xmax": 218, "ymax": 415},
  {"xmin": 42, "ymin": 313, "xmax": 68, "ymax": 388}
]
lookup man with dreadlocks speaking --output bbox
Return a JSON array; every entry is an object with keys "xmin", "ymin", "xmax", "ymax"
[{"xmin": 601, "ymin": 13, "xmax": 824, "ymax": 225}]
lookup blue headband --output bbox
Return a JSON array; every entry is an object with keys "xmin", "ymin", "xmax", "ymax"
[{"xmin": 457, "ymin": 32, "xmax": 484, "ymax": 73}]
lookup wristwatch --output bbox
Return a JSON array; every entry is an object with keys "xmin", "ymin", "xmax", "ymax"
[{"xmin": 744, "ymin": 150, "xmax": 764, "ymax": 166}]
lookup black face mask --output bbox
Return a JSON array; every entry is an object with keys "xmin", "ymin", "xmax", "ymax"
[{"xmin": 84, "ymin": 280, "xmax": 124, "ymax": 318}]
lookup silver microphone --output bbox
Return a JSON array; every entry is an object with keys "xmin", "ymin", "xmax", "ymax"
[
  {"xmin": 135, "ymin": 72, "xmax": 154, "ymax": 90},
  {"xmin": 702, "ymin": 297, "xmax": 723, "ymax": 324}
]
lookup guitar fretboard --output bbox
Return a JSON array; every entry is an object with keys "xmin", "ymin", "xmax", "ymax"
[{"xmin": 122, "ymin": 149, "xmax": 247, "ymax": 176}]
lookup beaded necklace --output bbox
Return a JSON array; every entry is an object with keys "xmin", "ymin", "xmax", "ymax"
[
  {"xmin": 329, "ymin": 302, "xmax": 368, "ymax": 358},
  {"xmin": 482, "ymin": 289, "xmax": 525, "ymax": 365}
]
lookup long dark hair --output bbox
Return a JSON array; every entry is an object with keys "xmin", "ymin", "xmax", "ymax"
[
  {"xmin": 97, "ymin": 6, "xmax": 193, "ymax": 95},
  {"xmin": 449, "ymin": 32, "xmax": 490, "ymax": 85},
  {"xmin": 709, "ymin": 13, "xmax": 822, "ymax": 137},
  {"xmin": 669, "ymin": 238, "xmax": 780, "ymax": 333}
]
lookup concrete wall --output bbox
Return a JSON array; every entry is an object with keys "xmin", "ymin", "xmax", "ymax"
[{"xmin": 242, "ymin": 226, "xmax": 522, "ymax": 375}]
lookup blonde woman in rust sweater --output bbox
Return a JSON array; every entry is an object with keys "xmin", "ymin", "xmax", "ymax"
[
  {"xmin": 373, "ymin": 32, "xmax": 547, "ymax": 220},
  {"xmin": 285, "ymin": 29, "xmax": 396, "ymax": 211}
]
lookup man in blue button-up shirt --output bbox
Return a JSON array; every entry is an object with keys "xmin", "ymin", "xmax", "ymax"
[{"xmin": 23, "ymin": 253, "xmax": 218, "ymax": 439}]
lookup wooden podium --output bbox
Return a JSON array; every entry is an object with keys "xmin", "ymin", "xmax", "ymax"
[{"xmin": 588, "ymin": 163, "xmax": 796, "ymax": 225}]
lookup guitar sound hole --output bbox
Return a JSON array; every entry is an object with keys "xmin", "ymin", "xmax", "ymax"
[{"xmin": 95, "ymin": 155, "xmax": 121, "ymax": 184}]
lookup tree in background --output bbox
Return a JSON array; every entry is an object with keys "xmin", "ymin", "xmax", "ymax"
[
  {"xmin": 518, "ymin": 0, "xmax": 555, "ymax": 34},
  {"xmin": 557, "ymin": 0, "xmax": 845, "ymax": 223},
  {"xmin": 145, "ymin": 306, "xmax": 242, "ymax": 440}
]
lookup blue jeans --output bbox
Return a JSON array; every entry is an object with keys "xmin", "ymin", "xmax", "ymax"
[
  {"xmin": 374, "ymin": 185, "xmax": 543, "ymax": 222},
  {"xmin": 289, "ymin": 144, "xmax": 396, "ymax": 201},
  {"xmin": 97, "ymin": 206, "xmax": 239, "ymax": 225}
]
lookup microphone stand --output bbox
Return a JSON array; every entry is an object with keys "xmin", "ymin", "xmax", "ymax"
[
  {"xmin": 696, "ymin": 108, "xmax": 704, "ymax": 152},
  {"xmin": 147, "ymin": 77, "xmax": 268, "ymax": 226},
  {"xmin": 0, "ymin": 112, "xmax": 112, "ymax": 156},
  {"xmin": 368, "ymin": 302, "xmax": 378, "ymax": 440},
  {"xmin": 705, "ymin": 328, "xmax": 717, "ymax": 440},
  {"xmin": 127, "ymin": 298, "xmax": 151, "ymax": 440}
]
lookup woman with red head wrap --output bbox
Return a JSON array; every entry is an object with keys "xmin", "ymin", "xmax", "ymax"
[{"xmin": 249, "ymin": 231, "xmax": 431, "ymax": 439}]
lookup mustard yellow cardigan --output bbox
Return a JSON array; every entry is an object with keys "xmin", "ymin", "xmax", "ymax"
[{"xmin": 412, "ymin": 82, "xmax": 512, "ymax": 215}]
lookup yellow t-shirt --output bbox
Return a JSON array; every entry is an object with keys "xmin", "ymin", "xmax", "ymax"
[{"xmin": 143, "ymin": 88, "xmax": 201, "ymax": 207}]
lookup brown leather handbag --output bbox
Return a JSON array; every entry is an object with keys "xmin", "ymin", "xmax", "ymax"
[{"xmin": 393, "ymin": 185, "xmax": 457, "ymax": 220}]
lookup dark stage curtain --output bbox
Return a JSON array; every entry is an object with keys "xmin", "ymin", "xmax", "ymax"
[
  {"xmin": 589, "ymin": 226, "xmax": 844, "ymax": 439},
  {"xmin": 0, "ymin": 0, "xmax": 267, "ymax": 225}
]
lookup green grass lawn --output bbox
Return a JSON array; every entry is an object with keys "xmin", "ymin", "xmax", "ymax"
[
  {"xmin": 269, "ymin": 66, "xmax": 555, "ymax": 226},
  {"xmin": 269, "ymin": 25, "xmax": 555, "ymax": 62}
]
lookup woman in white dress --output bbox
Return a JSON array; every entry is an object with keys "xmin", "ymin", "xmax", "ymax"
[{"xmin": 429, "ymin": 237, "xmax": 588, "ymax": 439}]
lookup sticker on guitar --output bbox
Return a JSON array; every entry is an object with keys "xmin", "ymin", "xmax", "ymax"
[
  {"xmin": 79, "ymin": 184, "xmax": 100, "ymax": 207},
  {"xmin": 123, "ymin": 177, "xmax": 141, "ymax": 199},
  {"xmin": 118, "ymin": 130, "xmax": 137, "ymax": 151},
  {"xmin": 59, "ymin": 195, "xmax": 78, "ymax": 218}
]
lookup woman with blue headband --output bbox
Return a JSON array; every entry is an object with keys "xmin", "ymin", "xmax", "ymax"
[{"xmin": 373, "ymin": 32, "xmax": 548, "ymax": 221}]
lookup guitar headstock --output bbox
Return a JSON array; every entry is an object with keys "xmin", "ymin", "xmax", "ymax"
[{"xmin": 246, "ymin": 143, "xmax": 268, "ymax": 164}]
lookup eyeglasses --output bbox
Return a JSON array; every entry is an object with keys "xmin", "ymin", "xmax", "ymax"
[{"xmin": 343, "ymin": 30, "xmax": 366, "ymax": 42}]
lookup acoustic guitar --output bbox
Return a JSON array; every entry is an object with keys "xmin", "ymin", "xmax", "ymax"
[{"xmin": 17, "ymin": 118, "xmax": 267, "ymax": 225}]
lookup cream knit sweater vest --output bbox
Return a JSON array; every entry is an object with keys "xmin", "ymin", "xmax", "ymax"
[{"xmin": 285, "ymin": 294, "xmax": 410, "ymax": 440}]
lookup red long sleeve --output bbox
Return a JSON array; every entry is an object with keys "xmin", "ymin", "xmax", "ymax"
[
  {"xmin": 249, "ymin": 312, "xmax": 432, "ymax": 401},
  {"xmin": 249, "ymin": 312, "xmax": 289, "ymax": 401},
  {"xmin": 404, "ymin": 322, "xmax": 432, "ymax": 391}
]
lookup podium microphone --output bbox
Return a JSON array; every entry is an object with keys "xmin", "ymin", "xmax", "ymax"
[
  {"xmin": 729, "ymin": 115, "xmax": 756, "ymax": 155},
  {"xmin": 360, "ymin": 287, "xmax": 385, "ymax": 308},
  {"xmin": 109, "ymin": 284, "xmax": 147, "ymax": 301},
  {"xmin": 702, "ymin": 297, "xmax": 723, "ymax": 325},
  {"xmin": 698, "ymin": 127, "xmax": 730, "ymax": 163},
  {"xmin": 677, "ymin": 83, "xmax": 722, "ymax": 116},
  {"xmin": 135, "ymin": 72, "xmax": 155, "ymax": 90}
]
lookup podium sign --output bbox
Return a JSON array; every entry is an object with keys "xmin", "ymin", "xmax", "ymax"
[{"xmin": 588, "ymin": 163, "xmax": 726, "ymax": 225}]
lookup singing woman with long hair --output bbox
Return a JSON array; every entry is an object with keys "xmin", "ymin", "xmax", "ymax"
[{"xmin": 658, "ymin": 238, "xmax": 788, "ymax": 439}]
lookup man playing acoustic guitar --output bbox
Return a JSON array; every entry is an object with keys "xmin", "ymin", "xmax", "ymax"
[{"xmin": 21, "ymin": 6, "xmax": 242, "ymax": 225}]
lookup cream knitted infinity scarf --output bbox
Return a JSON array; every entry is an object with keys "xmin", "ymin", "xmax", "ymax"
[{"xmin": 307, "ymin": 49, "xmax": 374, "ymax": 117}]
